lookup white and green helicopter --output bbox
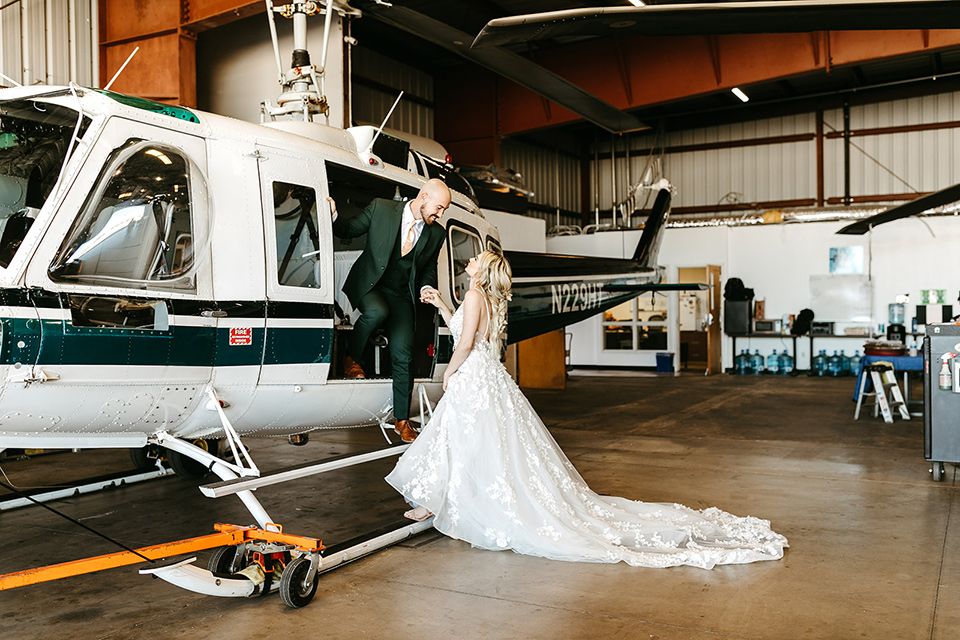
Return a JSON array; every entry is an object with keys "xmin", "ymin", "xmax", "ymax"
[{"xmin": 0, "ymin": 1, "xmax": 682, "ymax": 606}]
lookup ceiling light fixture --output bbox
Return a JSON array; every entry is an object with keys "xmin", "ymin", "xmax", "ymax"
[
  {"xmin": 731, "ymin": 87, "xmax": 750, "ymax": 103},
  {"xmin": 627, "ymin": 0, "xmax": 645, "ymax": 6}
]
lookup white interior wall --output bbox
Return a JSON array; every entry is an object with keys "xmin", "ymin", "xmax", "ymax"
[{"xmin": 551, "ymin": 216, "xmax": 960, "ymax": 370}]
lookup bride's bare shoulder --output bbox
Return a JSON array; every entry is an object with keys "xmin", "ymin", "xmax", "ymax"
[{"xmin": 462, "ymin": 288, "xmax": 485, "ymax": 306}]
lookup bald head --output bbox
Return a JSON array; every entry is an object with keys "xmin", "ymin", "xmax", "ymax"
[{"xmin": 414, "ymin": 178, "xmax": 451, "ymax": 225}]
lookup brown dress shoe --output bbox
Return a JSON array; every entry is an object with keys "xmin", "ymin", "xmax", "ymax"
[
  {"xmin": 394, "ymin": 419, "xmax": 418, "ymax": 443},
  {"xmin": 343, "ymin": 356, "xmax": 365, "ymax": 378}
]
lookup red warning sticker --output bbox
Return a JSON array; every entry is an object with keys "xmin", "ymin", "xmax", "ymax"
[{"xmin": 229, "ymin": 327, "xmax": 253, "ymax": 346}]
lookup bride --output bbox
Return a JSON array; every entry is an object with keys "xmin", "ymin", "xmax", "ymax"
[{"xmin": 386, "ymin": 250, "xmax": 787, "ymax": 569}]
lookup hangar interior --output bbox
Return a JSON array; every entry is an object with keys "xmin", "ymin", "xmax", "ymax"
[{"xmin": 1, "ymin": 1, "xmax": 960, "ymax": 638}]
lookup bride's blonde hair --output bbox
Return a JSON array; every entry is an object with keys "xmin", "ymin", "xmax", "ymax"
[{"xmin": 473, "ymin": 249, "xmax": 512, "ymax": 352}]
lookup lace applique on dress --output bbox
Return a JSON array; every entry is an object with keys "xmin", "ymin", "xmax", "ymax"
[{"xmin": 385, "ymin": 302, "xmax": 787, "ymax": 569}]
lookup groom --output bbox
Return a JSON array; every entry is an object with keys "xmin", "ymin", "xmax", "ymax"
[{"xmin": 331, "ymin": 178, "xmax": 450, "ymax": 443}]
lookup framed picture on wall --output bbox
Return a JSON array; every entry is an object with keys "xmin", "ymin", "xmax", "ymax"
[{"xmin": 829, "ymin": 246, "xmax": 864, "ymax": 274}]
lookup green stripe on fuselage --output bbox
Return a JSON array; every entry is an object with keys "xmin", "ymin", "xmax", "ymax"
[
  {"xmin": 1, "ymin": 319, "xmax": 333, "ymax": 367},
  {"xmin": 263, "ymin": 327, "xmax": 332, "ymax": 366}
]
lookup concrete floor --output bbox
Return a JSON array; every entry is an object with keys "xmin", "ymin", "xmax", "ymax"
[{"xmin": 0, "ymin": 373, "xmax": 955, "ymax": 639}]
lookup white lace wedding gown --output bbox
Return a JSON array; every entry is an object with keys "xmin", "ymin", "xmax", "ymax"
[{"xmin": 386, "ymin": 302, "xmax": 787, "ymax": 569}]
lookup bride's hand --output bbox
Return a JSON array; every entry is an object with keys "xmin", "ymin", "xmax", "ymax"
[
  {"xmin": 421, "ymin": 287, "xmax": 444, "ymax": 309},
  {"xmin": 442, "ymin": 369, "xmax": 452, "ymax": 391}
]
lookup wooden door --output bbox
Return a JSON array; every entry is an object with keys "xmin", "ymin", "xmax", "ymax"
[{"xmin": 706, "ymin": 264, "xmax": 722, "ymax": 374}]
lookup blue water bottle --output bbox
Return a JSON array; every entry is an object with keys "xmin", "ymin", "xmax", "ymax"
[
  {"xmin": 828, "ymin": 351, "xmax": 841, "ymax": 377},
  {"xmin": 779, "ymin": 351, "xmax": 794, "ymax": 375},
  {"xmin": 849, "ymin": 350, "xmax": 862, "ymax": 376},
  {"xmin": 767, "ymin": 350, "xmax": 780, "ymax": 375},
  {"xmin": 752, "ymin": 350, "xmax": 764, "ymax": 375},
  {"xmin": 813, "ymin": 350, "xmax": 826, "ymax": 376}
]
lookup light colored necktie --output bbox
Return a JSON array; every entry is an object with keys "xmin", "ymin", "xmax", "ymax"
[{"xmin": 401, "ymin": 222, "xmax": 418, "ymax": 256}]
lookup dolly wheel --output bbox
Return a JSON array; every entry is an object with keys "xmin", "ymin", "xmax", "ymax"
[
  {"xmin": 932, "ymin": 462, "xmax": 945, "ymax": 482},
  {"xmin": 208, "ymin": 545, "xmax": 240, "ymax": 575},
  {"xmin": 279, "ymin": 556, "xmax": 318, "ymax": 608}
]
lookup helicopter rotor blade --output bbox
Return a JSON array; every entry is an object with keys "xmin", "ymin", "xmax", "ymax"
[
  {"xmin": 837, "ymin": 182, "xmax": 960, "ymax": 235},
  {"xmin": 361, "ymin": 4, "xmax": 647, "ymax": 134},
  {"xmin": 473, "ymin": 1, "xmax": 960, "ymax": 48}
]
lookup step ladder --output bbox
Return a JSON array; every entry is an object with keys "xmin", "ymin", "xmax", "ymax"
[{"xmin": 854, "ymin": 363, "xmax": 911, "ymax": 423}]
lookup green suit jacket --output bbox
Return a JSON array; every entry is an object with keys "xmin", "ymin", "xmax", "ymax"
[{"xmin": 333, "ymin": 198, "xmax": 445, "ymax": 307}]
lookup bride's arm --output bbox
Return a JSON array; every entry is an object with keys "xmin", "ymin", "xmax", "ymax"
[
  {"xmin": 442, "ymin": 290, "xmax": 482, "ymax": 391},
  {"xmin": 421, "ymin": 287, "xmax": 454, "ymax": 325}
]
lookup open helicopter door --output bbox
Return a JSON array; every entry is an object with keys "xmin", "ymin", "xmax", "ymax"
[
  {"xmin": 255, "ymin": 145, "xmax": 334, "ymax": 388},
  {"xmin": 20, "ymin": 117, "xmax": 216, "ymax": 446}
]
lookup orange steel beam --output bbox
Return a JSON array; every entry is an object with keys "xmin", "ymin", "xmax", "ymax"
[
  {"xmin": 180, "ymin": 0, "xmax": 263, "ymax": 32},
  {"xmin": 98, "ymin": 0, "xmax": 261, "ymax": 107},
  {"xmin": 0, "ymin": 523, "xmax": 322, "ymax": 591},
  {"xmin": 437, "ymin": 29, "xmax": 960, "ymax": 149}
]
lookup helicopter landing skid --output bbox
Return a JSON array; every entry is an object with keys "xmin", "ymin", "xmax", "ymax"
[{"xmin": 150, "ymin": 386, "xmax": 274, "ymax": 528}]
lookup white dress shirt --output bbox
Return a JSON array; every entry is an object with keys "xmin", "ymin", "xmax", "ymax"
[
  {"xmin": 401, "ymin": 201, "xmax": 425, "ymax": 248},
  {"xmin": 401, "ymin": 201, "xmax": 434, "ymax": 296}
]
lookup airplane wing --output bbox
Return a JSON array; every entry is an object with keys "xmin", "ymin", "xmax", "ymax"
[
  {"xmin": 359, "ymin": 3, "xmax": 646, "ymax": 133},
  {"xmin": 473, "ymin": 1, "xmax": 960, "ymax": 48},
  {"xmin": 605, "ymin": 283, "xmax": 709, "ymax": 292},
  {"xmin": 836, "ymin": 182, "xmax": 960, "ymax": 235}
]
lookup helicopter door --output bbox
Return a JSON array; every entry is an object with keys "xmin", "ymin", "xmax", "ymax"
[
  {"xmin": 21, "ymin": 120, "xmax": 214, "ymax": 436},
  {"xmin": 256, "ymin": 146, "xmax": 333, "ymax": 385}
]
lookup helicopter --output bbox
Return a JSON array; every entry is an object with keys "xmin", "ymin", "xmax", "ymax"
[{"xmin": 0, "ymin": 1, "xmax": 680, "ymax": 534}]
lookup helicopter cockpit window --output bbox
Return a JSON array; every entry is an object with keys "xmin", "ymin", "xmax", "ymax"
[
  {"xmin": 49, "ymin": 140, "xmax": 204, "ymax": 289},
  {"xmin": 0, "ymin": 99, "xmax": 90, "ymax": 268},
  {"xmin": 448, "ymin": 223, "xmax": 482, "ymax": 305},
  {"xmin": 272, "ymin": 181, "xmax": 321, "ymax": 288}
]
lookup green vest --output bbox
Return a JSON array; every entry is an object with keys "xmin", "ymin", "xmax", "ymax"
[{"xmin": 378, "ymin": 228, "xmax": 416, "ymax": 296}]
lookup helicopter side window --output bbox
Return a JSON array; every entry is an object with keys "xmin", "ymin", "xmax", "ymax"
[
  {"xmin": 49, "ymin": 140, "xmax": 198, "ymax": 289},
  {"xmin": 0, "ymin": 99, "xmax": 90, "ymax": 269},
  {"xmin": 272, "ymin": 181, "xmax": 321, "ymax": 288},
  {"xmin": 448, "ymin": 223, "xmax": 482, "ymax": 305}
]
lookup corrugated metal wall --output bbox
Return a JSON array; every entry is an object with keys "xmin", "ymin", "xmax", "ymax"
[
  {"xmin": 0, "ymin": 0, "xmax": 96, "ymax": 87},
  {"xmin": 824, "ymin": 93, "xmax": 960, "ymax": 199},
  {"xmin": 351, "ymin": 47, "xmax": 433, "ymax": 138},
  {"xmin": 664, "ymin": 114, "xmax": 817, "ymax": 209},
  {"xmin": 591, "ymin": 90, "xmax": 960, "ymax": 214},
  {"xmin": 594, "ymin": 115, "xmax": 817, "ymax": 212},
  {"xmin": 501, "ymin": 138, "xmax": 581, "ymax": 227}
]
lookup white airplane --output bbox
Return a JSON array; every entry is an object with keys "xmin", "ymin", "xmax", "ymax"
[{"xmin": 0, "ymin": 1, "xmax": 678, "ymax": 606}]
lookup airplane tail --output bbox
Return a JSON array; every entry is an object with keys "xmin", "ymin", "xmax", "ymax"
[{"xmin": 632, "ymin": 187, "xmax": 671, "ymax": 267}]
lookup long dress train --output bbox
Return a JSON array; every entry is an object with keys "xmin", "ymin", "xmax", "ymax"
[{"xmin": 386, "ymin": 302, "xmax": 787, "ymax": 569}]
